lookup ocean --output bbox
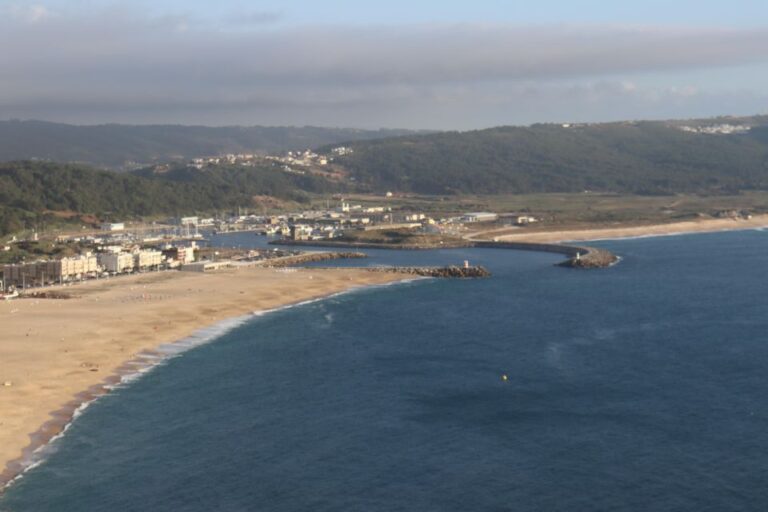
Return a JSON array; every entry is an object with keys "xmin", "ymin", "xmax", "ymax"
[{"xmin": 2, "ymin": 230, "xmax": 768, "ymax": 511}]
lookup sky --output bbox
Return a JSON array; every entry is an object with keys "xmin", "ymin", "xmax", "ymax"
[{"xmin": 1, "ymin": 0, "xmax": 767, "ymax": 129}]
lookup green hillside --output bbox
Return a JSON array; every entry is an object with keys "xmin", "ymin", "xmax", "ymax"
[
  {"xmin": 329, "ymin": 118, "xmax": 768, "ymax": 195},
  {"xmin": 0, "ymin": 161, "xmax": 337, "ymax": 236},
  {"xmin": 0, "ymin": 120, "xmax": 421, "ymax": 169}
]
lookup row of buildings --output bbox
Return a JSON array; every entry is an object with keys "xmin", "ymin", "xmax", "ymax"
[
  {"xmin": 2, "ymin": 254, "xmax": 100, "ymax": 289},
  {"xmin": 0, "ymin": 246, "xmax": 196, "ymax": 290}
]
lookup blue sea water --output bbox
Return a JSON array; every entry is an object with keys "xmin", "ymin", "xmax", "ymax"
[{"xmin": 3, "ymin": 230, "xmax": 768, "ymax": 511}]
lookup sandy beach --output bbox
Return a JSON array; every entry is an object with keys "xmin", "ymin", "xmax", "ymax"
[
  {"xmin": 0, "ymin": 265, "xmax": 410, "ymax": 489},
  {"xmin": 474, "ymin": 214, "xmax": 768, "ymax": 244}
]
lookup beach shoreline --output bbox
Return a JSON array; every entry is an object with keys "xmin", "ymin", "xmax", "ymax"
[
  {"xmin": 0, "ymin": 266, "xmax": 414, "ymax": 492},
  {"xmin": 470, "ymin": 214, "xmax": 768, "ymax": 244}
]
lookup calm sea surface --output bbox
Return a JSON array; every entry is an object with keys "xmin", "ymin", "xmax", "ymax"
[{"xmin": 3, "ymin": 231, "xmax": 768, "ymax": 511}]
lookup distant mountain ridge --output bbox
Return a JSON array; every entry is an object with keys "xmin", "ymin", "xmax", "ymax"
[
  {"xmin": 326, "ymin": 115, "xmax": 768, "ymax": 195},
  {"xmin": 0, "ymin": 120, "xmax": 423, "ymax": 169}
]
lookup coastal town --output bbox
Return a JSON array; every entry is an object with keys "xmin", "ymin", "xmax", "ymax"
[
  {"xmin": 3, "ymin": 179, "xmax": 764, "ymax": 298},
  {"xmin": 183, "ymin": 146, "xmax": 353, "ymax": 180},
  {"xmin": 0, "ymin": 195, "xmax": 543, "ymax": 295}
]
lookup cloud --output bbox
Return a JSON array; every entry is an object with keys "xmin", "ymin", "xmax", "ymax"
[
  {"xmin": 1, "ymin": 3, "xmax": 54, "ymax": 22},
  {"xmin": 226, "ymin": 10, "xmax": 282, "ymax": 26},
  {"xmin": 0, "ymin": 7, "xmax": 767, "ymax": 127}
]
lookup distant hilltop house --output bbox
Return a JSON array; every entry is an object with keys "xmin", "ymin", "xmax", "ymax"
[
  {"xmin": 330, "ymin": 146, "xmax": 353, "ymax": 156},
  {"xmin": 678, "ymin": 124, "xmax": 751, "ymax": 135}
]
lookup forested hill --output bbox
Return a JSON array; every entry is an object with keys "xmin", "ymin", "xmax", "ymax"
[
  {"xmin": 328, "ymin": 117, "xmax": 768, "ymax": 195},
  {"xmin": 0, "ymin": 120, "xmax": 420, "ymax": 169},
  {"xmin": 0, "ymin": 161, "xmax": 339, "ymax": 235}
]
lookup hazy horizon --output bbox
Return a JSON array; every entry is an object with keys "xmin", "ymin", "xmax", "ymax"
[
  {"xmin": 2, "ymin": 0, "xmax": 767, "ymax": 129},
  {"xmin": 3, "ymin": 111, "xmax": 767, "ymax": 133}
]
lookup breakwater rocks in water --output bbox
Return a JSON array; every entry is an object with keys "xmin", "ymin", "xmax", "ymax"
[
  {"xmin": 369, "ymin": 266, "xmax": 491, "ymax": 278},
  {"xmin": 261, "ymin": 252, "xmax": 368, "ymax": 267},
  {"xmin": 558, "ymin": 248, "xmax": 618, "ymax": 269},
  {"xmin": 472, "ymin": 241, "xmax": 618, "ymax": 269}
]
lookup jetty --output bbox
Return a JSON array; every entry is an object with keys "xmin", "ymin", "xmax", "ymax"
[
  {"xmin": 368, "ymin": 265, "xmax": 491, "ymax": 278},
  {"xmin": 259, "ymin": 251, "xmax": 367, "ymax": 268},
  {"xmin": 272, "ymin": 239, "xmax": 618, "ymax": 269},
  {"xmin": 472, "ymin": 241, "xmax": 618, "ymax": 268},
  {"xmin": 266, "ymin": 251, "xmax": 491, "ymax": 278}
]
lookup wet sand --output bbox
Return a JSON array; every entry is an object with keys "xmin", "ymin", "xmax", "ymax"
[{"xmin": 0, "ymin": 266, "xmax": 410, "ymax": 489}]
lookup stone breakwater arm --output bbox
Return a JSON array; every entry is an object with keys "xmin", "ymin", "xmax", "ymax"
[
  {"xmin": 367, "ymin": 266, "xmax": 491, "ymax": 278},
  {"xmin": 471, "ymin": 241, "xmax": 618, "ymax": 268},
  {"xmin": 260, "ymin": 252, "xmax": 368, "ymax": 268}
]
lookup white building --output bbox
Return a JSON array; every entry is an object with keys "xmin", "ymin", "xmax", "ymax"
[
  {"xmin": 134, "ymin": 250, "xmax": 163, "ymax": 269},
  {"xmin": 179, "ymin": 246, "xmax": 196, "ymax": 264},
  {"xmin": 178, "ymin": 216, "xmax": 199, "ymax": 226},
  {"xmin": 512, "ymin": 215, "xmax": 537, "ymax": 225},
  {"xmin": 101, "ymin": 222, "xmax": 125, "ymax": 232},
  {"xmin": 290, "ymin": 224, "xmax": 314, "ymax": 241},
  {"xmin": 60, "ymin": 254, "xmax": 99, "ymax": 277},
  {"xmin": 463, "ymin": 212, "xmax": 499, "ymax": 223},
  {"xmin": 98, "ymin": 252, "xmax": 135, "ymax": 273}
]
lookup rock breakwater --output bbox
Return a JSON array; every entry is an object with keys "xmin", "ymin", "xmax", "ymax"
[
  {"xmin": 261, "ymin": 252, "xmax": 368, "ymax": 268},
  {"xmin": 369, "ymin": 266, "xmax": 491, "ymax": 278},
  {"xmin": 472, "ymin": 241, "xmax": 618, "ymax": 269}
]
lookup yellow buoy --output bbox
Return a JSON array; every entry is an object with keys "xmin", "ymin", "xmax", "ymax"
[{"xmin": 501, "ymin": 374, "xmax": 508, "ymax": 381}]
